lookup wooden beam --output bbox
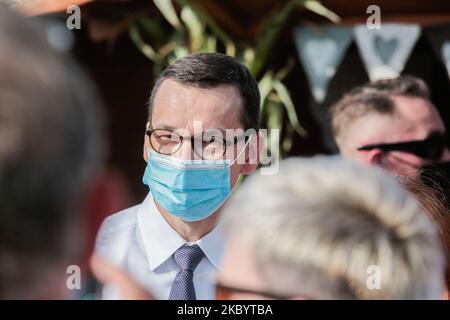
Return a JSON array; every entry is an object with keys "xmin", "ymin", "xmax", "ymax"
[
  {"xmin": 335, "ymin": 14, "xmax": 450, "ymax": 27},
  {"xmin": 12, "ymin": 0, "xmax": 93, "ymax": 16}
]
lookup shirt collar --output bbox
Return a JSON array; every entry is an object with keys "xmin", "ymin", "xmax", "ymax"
[
  {"xmin": 137, "ymin": 193, "xmax": 225, "ymax": 271},
  {"xmin": 196, "ymin": 219, "xmax": 225, "ymax": 270}
]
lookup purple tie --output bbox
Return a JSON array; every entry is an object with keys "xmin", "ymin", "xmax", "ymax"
[{"xmin": 169, "ymin": 244, "xmax": 205, "ymax": 300}]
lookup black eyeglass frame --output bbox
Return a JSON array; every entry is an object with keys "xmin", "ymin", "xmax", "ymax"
[
  {"xmin": 146, "ymin": 128, "xmax": 250, "ymax": 160},
  {"xmin": 356, "ymin": 132, "xmax": 447, "ymax": 160}
]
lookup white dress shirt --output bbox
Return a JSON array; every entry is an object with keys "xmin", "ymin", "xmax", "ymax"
[{"xmin": 95, "ymin": 193, "xmax": 225, "ymax": 300}]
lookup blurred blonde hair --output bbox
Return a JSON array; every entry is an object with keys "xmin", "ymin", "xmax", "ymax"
[{"xmin": 224, "ymin": 156, "xmax": 444, "ymax": 299}]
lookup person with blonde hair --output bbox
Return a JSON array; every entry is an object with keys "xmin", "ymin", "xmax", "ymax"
[{"xmin": 217, "ymin": 156, "xmax": 445, "ymax": 299}]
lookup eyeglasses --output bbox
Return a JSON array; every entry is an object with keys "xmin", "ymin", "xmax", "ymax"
[
  {"xmin": 215, "ymin": 282, "xmax": 291, "ymax": 300},
  {"xmin": 146, "ymin": 128, "xmax": 248, "ymax": 160},
  {"xmin": 357, "ymin": 132, "xmax": 447, "ymax": 160}
]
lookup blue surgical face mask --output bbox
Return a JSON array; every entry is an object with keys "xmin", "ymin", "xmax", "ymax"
[{"xmin": 142, "ymin": 137, "xmax": 251, "ymax": 222}]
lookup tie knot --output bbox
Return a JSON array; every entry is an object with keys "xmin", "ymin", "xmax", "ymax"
[{"xmin": 173, "ymin": 244, "xmax": 205, "ymax": 271}]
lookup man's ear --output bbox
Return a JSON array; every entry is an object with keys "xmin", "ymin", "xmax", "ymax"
[
  {"xmin": 143, "ymin": 121, "xmax": 151, "ymax": 162},
  {"xmin": 363, "ymin": 149, "xmax": 383, "ymax": 166},
  {"xmin": 241, "ymin": 131, "xmax": 265, "ymax": 176}
]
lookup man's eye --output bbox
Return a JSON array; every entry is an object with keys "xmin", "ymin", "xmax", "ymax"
[
  {"xmin": 156, "ymin": 135, "xmax": 173, "ymax": 141},
  {"xmin": 202, "ymin": 136, "xmax": 216, "ymax": 144}
]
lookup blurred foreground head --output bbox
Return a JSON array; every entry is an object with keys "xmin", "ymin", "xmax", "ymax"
[
  {"xmin": 0, "ymin": 5, "xmax": 103, "ymax": 298},
  {"xmin": 220, "ymin": 156, "xmax": 445, "ymax": 299}
]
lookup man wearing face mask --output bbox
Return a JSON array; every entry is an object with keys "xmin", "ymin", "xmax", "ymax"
[
  {"xmin": 95, "ymin": 52, "xmax": 262, "ymax": 300},
  {"xmin": 329, "ymin": 76, "xmax": 450, "ymax": 177}
]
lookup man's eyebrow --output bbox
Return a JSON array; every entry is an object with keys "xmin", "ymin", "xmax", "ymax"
[
  {"xmin": 203, "ymin": 128, "xmax": 227, "ymax": 134},
  {"xmin": 153, "ymin": 125, "xmax": 240, "ymax": 135},
  {"xmin": 154, "ymin": 124, "xmax": 178, "ymax": 131}
]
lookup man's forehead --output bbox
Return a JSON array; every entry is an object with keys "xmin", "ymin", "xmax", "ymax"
[
  {"xmin": 154, "ymin": 78, "xmax": 241, "ymax": 104},
  {"xmin": 343, "ymin": 113, "xmax": 397, "ymax": 145},
  {"xmin": 391, "ymin": 95, "xmax": 441, "ymax": 122},
  {"xmin": 391, "ymin": 95, "xmax": 445, "ymax": 134},
  {"xmin": 344, "ymin": 103, "xmax": 445, "ymax": 146},
  {"xmin": 153, "ymin": 123, "xmax": 245, "ymax": 135},
  {"xmin": 152, "ymin": 79, "xmax": 243, "ymax": 130}
]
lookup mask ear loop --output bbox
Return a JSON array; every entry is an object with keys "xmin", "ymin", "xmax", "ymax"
[
  {"xmin": 202, "ymin": 134, "xmax": 255, "ymax": 218},
  {"xmin": 227, "ymin": 134, "xmax": 254, "ymax": 190},
  {"xmin": 229, "ymin": 134, "xmax": 253, "ymax": 166}
]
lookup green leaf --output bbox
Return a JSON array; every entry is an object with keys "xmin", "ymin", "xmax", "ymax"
[
  {"xmin": 129, "ymin": 25, "xmax": 162, "ymax": 63},
  {"xmin": 180, "ymin": 6, "xmax": 205, "ymax": 51},
  {"xmin": 250, "ymin": 0, "xmax": 338, "ymax": 76},
  {"xmin": 282, "ymin": 123, "xmax": 295, "ymax": 153},
  {"xmin": 266, "ymin": 96, "xmax": 283, "ymax": 130},
  {"xmin": 243, "ymin": 48, "xmax": 255, "ymax": 67},
  {"xmin": 205, "ymin": 36, "xmax": 217, "ymax": 52},
  {"xmin": 153, "ymin": 0, "xmax": 183, "ymax": 31},
  {"xmin": 173, "ymin": 46, "xmax": 189, "ymax": 61},
  {"xmin": 174, "ymin": 0, "xmax": 236, "ymax": 56},
  {"xmin": 272, "ymin": 80, "xmax": 307, "ymax": 137},
  {"xmin": 251, "ymin": 0, "xmax": 306, "ymax": 76},
  {"xmin": 265, "ymin": 99, "xmax": 283, "ymax": 157},
  {"xmin": 304, "ymin": 0, "xmax": 341, "ymax": 23},
  {"xmin": 158, "ymin": 41, "xmax": 179, "ymax": 58},
  {"xmin": 136, "ymin": 16, "xmax": 166, "ymax": 44},
  {"xmin": 258, "ymin": 71, "xmax": 274, "ymax": 111},
  {"xmin": 274, "ymin": 58, "xmax": 295, "ymax": 81}
]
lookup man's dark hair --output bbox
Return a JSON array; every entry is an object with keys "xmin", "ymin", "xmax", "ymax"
[
  {"xmin": 329, "ymin": 76, "xmax": 432, "ymax": 138},
  {"xmin": 148, "ymin": 52, "xmax": 260, "ymax": 130},
  {"xmin": 0, "ymin": 5, "xmax": 103, "ymax": 298}
]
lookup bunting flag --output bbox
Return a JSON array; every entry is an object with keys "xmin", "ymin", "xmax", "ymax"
[
  {"xmin": 443, "ymin": 41, "xmax": 450, "ymax": 76},
  {"xmin": 425, "ymin": 25, "xmax": 450, "ymax": 77},
  {"xmin": 354, "ymin": 24, "xmax": 421, "ymax": 81},
  {"xmin": 294, "ymin": 25, "xmax": 353, "ymax": 103}
]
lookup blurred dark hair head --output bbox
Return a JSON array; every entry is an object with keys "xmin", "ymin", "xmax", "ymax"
[
  {"xmin": 0, "ymin": 5, "xmax": 104, "ymax": 298},
  {"xmin": 147, "ymin": 52, "xmax": 261, "ymax": 130}
]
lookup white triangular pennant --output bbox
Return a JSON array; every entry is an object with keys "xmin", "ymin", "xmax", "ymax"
[
  {"xmin": 423, "ymin": 25, "xmax": 450, "ymax": 78},
  {"xmin": 294, "ymin": 25, "xmax": 353, "ymax": 103},
  {"xmin": 442, "ymin": 40, "xmax": 450, "ymax": 76},
  {"xmin": 354, "ymin": 24, "xmax": 421, "ymax": 81}
]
